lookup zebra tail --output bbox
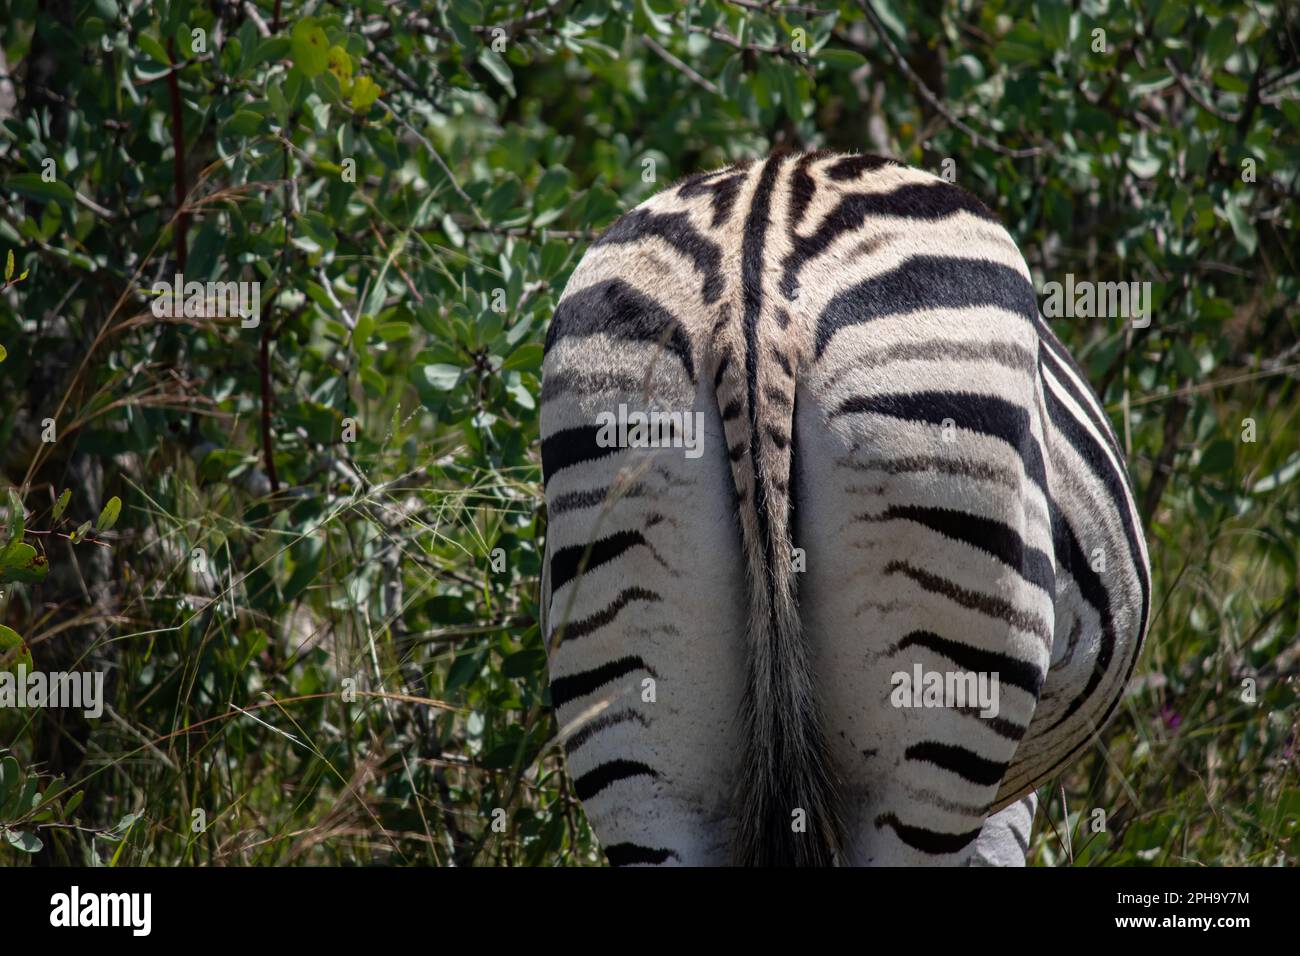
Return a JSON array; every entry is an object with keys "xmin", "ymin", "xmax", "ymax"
[{"xmin": 715, "ymin": 330, "xmax": 843, "ymax": 866}]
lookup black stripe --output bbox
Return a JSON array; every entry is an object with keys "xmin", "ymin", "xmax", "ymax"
[
  {"xmin": 876, "ymin": 813, "xmax": 983, "ymax": 855},
  {"xmin": 895, "ymin": 630, "xmax": 1044, "ymax": 696},
  {"xmin": 1043, "ymin": 377, "xmax": 1149, "ymax": 641},
  {"xmin": 573, "ymin": 759, "xmax": 658, "ymax": 800},
  {"xmin": 905, "ymin": 741, "xmax": 1007, "ymax": 786},
  {"xmin": 541, "ymin": 424, "xmax": 618, "ymax": 489},
  {"xmin": 563, "ymin": 707, "xmax": 648, "ymax": 755},
  {"xmin": 593, "ymin": 207, "xmax": 724, "ymax": 304},
  {"xmin": 549, "ymin": 654, "xmax": 655, "ymax": 710},
  {"xmin": 677, "ymin": 169, "xmax": 747, "ymax": 228},
  {"xmin": 1037, "ymin": 340, "xmax": 1126, "ymax": 469},
  {"xmin": 1041, "ymin": 504, "xmax": 1118, "ymax": 733},
  {"xmin": 787, "ymin": 186, "xmax": 1000, "ymax": 300},
  {"xmin": 742, "ymin": 155, "xmax": 783, "ymax": 575},
  {"xmin": 557, "ymin": 586, "xmax": 661, "ymax": 643},
  {"xmin": 954, "ymin": 706, "xmax": 1029, "ymax": 742},
  {"xmin": 875, "ymin": 504, "xmax": 1055, "ymax": 596},
  {"xmin": 814, "ymin": 256, "xmax": 1035, "ymax": 358},
  {"xmin": 545, "ymin": 278, "xmax": 696, "ymax": 381},
  {"xmin": 825, "ymin": 153, "xmax": 898, "ymax": 181},
  {"xmin": 834, "ymin": 390, "xmax": 1048, "ymax": 495},
  {"xmin": 549, "ymin": 530, "xmax": 650, "ymax": 593},
  {"xmin": 549, "ymin": 483, "xmax": 644, "ymax": 517},
  {"xmin": 713, "ymin": 349, "xmax": 731, "ymax": 389},
  {"xmin": 604, "ymin": 843, "xmax": 681, "ymax": 866},
  {"xmin": 788, "ymin": 151, "xmax": 831, "ymax": 228},
  {"xmin": 885, "ymin": 560, "xmax": 1053, "ymax": 647},
  {"xmin": 770, "ymin": 345, "xmax": 794, "ymax": 378}
]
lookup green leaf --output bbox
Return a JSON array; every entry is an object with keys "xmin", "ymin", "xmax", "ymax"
[
  {"xmin": 96, "ymin": 495, "xmax": 122, "ymax": 532},
  {"xmin": 5, "ymin": 173, "xmax": 76, "ymax": 206},
  {"xmin": 0, "ymin": 541, "xmax": 46, "ymax": 583},
  {"xmin": 2, "ymin": 829, "xmax": 43, "ymax": 854},
  {"xmin": 1203, "ymin": 18, "xmax": 1236, "ymax": 68},
  {"xmin": 71, "ymin": 520, "xmax": 92, "ymax": 543},
  {"xmin": 420, "ymin": 364, "xmax": 462, "ymax": 390},
  {"xmin": 5, "ymin": 488, "xmax": 23, "ymax": 545},
  {"xmin": 499, "ymin": 343, "xmax": 542, "ymax": 372},
  {"xmin": 478, "ymin": 48, "xmax": 516, "ymax": 97},
  {"xmin": 441, "ymin": 213, "xmax": 465, "ymax": 248},
  {"xmin": 1034, "ymin": 0, "xmax": 1070, "ymax": 50},
  {"xmin": 4, "ymin": 249, "xmax": 12, "ymax": 282},
  {"xmin": 0, "ymin": 345, "xmax": 6, "ymax": 363},
  {"xmin": 51, "ymin": 488, "xmax": 71, "ymax": 522},
  {"xmin": 1126, "ymin": 155, "xmax": 1161, "ymax": 178},
  {"xmin": 137, "ymin": 33, "xmax": 171, "ymax": 66},
  {"xmin": 377, "ymin": 321, "xmax": 411, "ymax": 342},
  {"xmin": 533, "ymin": 167, "xmax": 571, "ymax": 213},
  {"xmin": 1200, "ymin": 439, "xmax": 1236, "ymax": 474},
  {"xmin": 222, "ymin": 109, "xmax": 266, "ymax": 138},
  {"xmin": 502, "ymin": 648, "xmax": 546, "ymax": 679},
  {"xmin": 248, "ymin": 36, "xmax": 291, "ymax": 69},
  {"xmin": 290, "ymin": 19, "xmax": 329, "ymax": 77},
  {"xmin": 818, "ymin": 48, "xmax": 866, "ymax": 70},
  {"xmin": 0, "ymin": 624, "xmax": 33, "ymax": 672},
  {"xmin": 1224, "ymin": 201, "xmax": 1258, "ymax": 255},
  {"xmin": 1282, "ymin": 100, "xmax": 1300, "ymax": 131}
]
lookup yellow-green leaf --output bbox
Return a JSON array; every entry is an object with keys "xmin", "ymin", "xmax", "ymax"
[
  {"xmin": 96, "ymin": 495, "xmax": 121, "ymax": 532},
  {"xmin": 326, "ymin": 44, "xmax": 353, "ymax": 88},
  {"xmin": 350, "ymin": 75, "xmax": 381, "ymax": 111},
  {"xmin": 52, "ymin": 488, "xmax": 71, "ymax": 522},
  {"xmin": 0, "ymin": 624, "xmax": 33, "ymax": 673},
  {"xmin": 290, "ymin": 20, "xmax": 329, "ymax": 77}
]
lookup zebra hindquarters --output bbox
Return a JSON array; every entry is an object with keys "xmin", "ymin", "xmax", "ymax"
[
  {"xmin": 541, "ymin": 343, "xmax": 747, "ymax": 867},
  {"xmin": 793, "ymin": 309, "xmax": 1056, "ymax": 865}
]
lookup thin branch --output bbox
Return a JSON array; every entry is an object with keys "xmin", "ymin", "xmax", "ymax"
[
  {"xmin": 73, "ymin": 190, "xmax": 117, "ymax": 220},
  {"xmin": 379, "ymin": 100, "xmax": 489, "ymax": 231},
  {"xmin": 854, "ymin": 0, "xmax": 1044, "ymax": 158},
  {"xmin": 641, "ymin": 34, "xmax": 721, "ymax": 96},
  {"xmin": 1164, "ymin": 56, "xmax": 1239, "ymax": 122}
]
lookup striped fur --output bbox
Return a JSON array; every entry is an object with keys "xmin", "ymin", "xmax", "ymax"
[{"xmin": 540, "ymin": 151, "xmax": 1150, "ymax": 866}]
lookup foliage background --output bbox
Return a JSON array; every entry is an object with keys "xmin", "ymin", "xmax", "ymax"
[{"xmin": 0, "ymin": 0, "xmax": 1296, "ymax": 866}]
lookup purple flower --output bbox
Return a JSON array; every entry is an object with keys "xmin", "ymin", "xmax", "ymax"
[{"xmin": 1160, "ymin": 705, "xmax": 1181, "ymax": 732}]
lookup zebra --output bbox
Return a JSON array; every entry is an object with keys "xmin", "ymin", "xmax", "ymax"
[{"xmin": 539, "ymin": 150, "xmax": 1150, "ymax": 866}]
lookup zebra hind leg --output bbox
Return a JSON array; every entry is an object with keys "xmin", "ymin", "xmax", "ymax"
[
  {"xmin": 542, "ymin": 355, "xmax": 749, "ymax": 866},
  {"xmin": 969, "ymin": 792, "xmax": 1038, "ymax": 866}
]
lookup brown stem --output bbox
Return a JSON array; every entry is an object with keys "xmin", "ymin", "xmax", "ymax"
[{"xmin": 1141, "ymin": 397, "xmax": 1190, "ymax": 528}]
